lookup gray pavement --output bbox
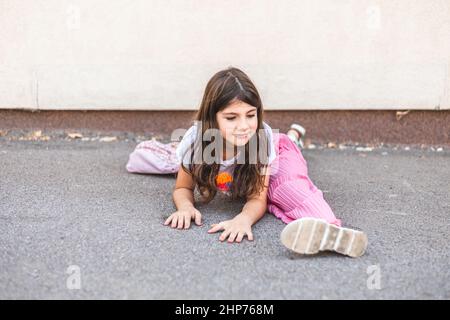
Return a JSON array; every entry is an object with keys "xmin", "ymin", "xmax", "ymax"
[{"xmin": 0, "ymin": 138, "xmax": 449, "ymax": 299}]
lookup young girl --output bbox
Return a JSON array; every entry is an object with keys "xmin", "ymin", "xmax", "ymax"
[{"xmin": 149, "ymin": 67, "xmax": 367, "ymax": 257}]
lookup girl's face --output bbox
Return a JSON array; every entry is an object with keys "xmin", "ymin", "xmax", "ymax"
[{"xmin": 216, "ymin": 100, "xmax": 258, "ymax": 149}]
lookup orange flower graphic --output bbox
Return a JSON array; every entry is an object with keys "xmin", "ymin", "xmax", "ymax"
[{"xmin": 216, "ymin": 172, "xmax": 233, "ymax": 191}]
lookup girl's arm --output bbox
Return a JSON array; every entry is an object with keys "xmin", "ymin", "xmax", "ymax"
[
  {"xmin": 164, "ymin": 166, "xmax": 203, "ymax": 229},
  {"xmin": 240, "ymin": 166, "xmax": 271, "ymax": 225},
  {"xmin": 208, "ymin": 166, "xmax": 271, "ymax": 242},
  {"xmin": 172, "ymin": 166, "xmax": 196, "ymax": 210},
  {"xmin": 173, "ymin": 188, "xmax": 195, "ymax": 210}
]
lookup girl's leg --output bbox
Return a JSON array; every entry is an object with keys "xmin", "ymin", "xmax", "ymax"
[
  {"xmin": 268, "ymin": 133, "xmax": 341, "ymax": 226},
  {"xmin": 268, "ymin": 133, "xmax": 367, "ymax": 257},
  {"xmin": 268, "ymin": 176, "xmax": 341, "ymax": 226},
  {"xmin": 126, "ymin": 139, "xmax": 180, "ymax": 174}
]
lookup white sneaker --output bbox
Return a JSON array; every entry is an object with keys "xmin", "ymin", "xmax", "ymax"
[
  {"xmin": 280, "ymin": 217, "xmax": 368, "ymax": 258},
  {"xmin": 287, "ymin": 123, "xmax": 306, "ymax": 149}
]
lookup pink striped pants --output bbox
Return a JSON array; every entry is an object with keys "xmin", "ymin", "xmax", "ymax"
[{"xmin": 267, "ymin": 133, "xmax": 342, "ymax": 226}]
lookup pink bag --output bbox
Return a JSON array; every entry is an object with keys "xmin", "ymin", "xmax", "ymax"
[{"xmin": 126, "ymin": 139, "xmax": 180, "ymax": 174}]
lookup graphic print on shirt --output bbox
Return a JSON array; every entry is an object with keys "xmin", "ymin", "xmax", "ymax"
[{"xmin": 215, "ymin": 171, "xmax": 233, "ymax": 193}]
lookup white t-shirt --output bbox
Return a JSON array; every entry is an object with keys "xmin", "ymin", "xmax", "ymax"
[{"xmin": 175, "ymin": 121, "xmax": 277, "ymax": 195}]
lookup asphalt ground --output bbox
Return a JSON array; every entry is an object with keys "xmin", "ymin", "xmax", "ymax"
[{"xmin": 0, "ymin": 136, "xmax": 449, "ymax": 299}]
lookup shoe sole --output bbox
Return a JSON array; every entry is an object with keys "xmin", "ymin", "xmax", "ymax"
[{"xmin": 280, "ymin": 218, "xmax": 368, "ymax": 258}]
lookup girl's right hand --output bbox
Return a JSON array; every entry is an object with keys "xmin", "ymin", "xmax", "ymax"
[{"xmin": 164, "ymin": 207, "xmax": 202, "ymax": 229}]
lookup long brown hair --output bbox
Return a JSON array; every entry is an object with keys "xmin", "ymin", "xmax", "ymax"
[{"xmin": 180, "ymin": 66, "xmax": 270, "ymax": 204}]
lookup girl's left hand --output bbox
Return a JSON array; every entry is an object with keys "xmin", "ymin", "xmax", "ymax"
[{"xmin": 208, "ymin": 213, "xmax": 254, "ymax": 243}]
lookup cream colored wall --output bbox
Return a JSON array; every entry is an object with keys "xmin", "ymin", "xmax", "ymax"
[{"xmin": 0, "ymin": 0, "xmax": 449, "ymax": 110}]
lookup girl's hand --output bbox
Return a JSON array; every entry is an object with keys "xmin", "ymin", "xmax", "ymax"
[
  {"xmin": 207, "ymin": 213, "xmax": 254, "ymax": 243},
  {"xmin": 164, "ymin": 207, "xmax": 202, "ymax": 229}
]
